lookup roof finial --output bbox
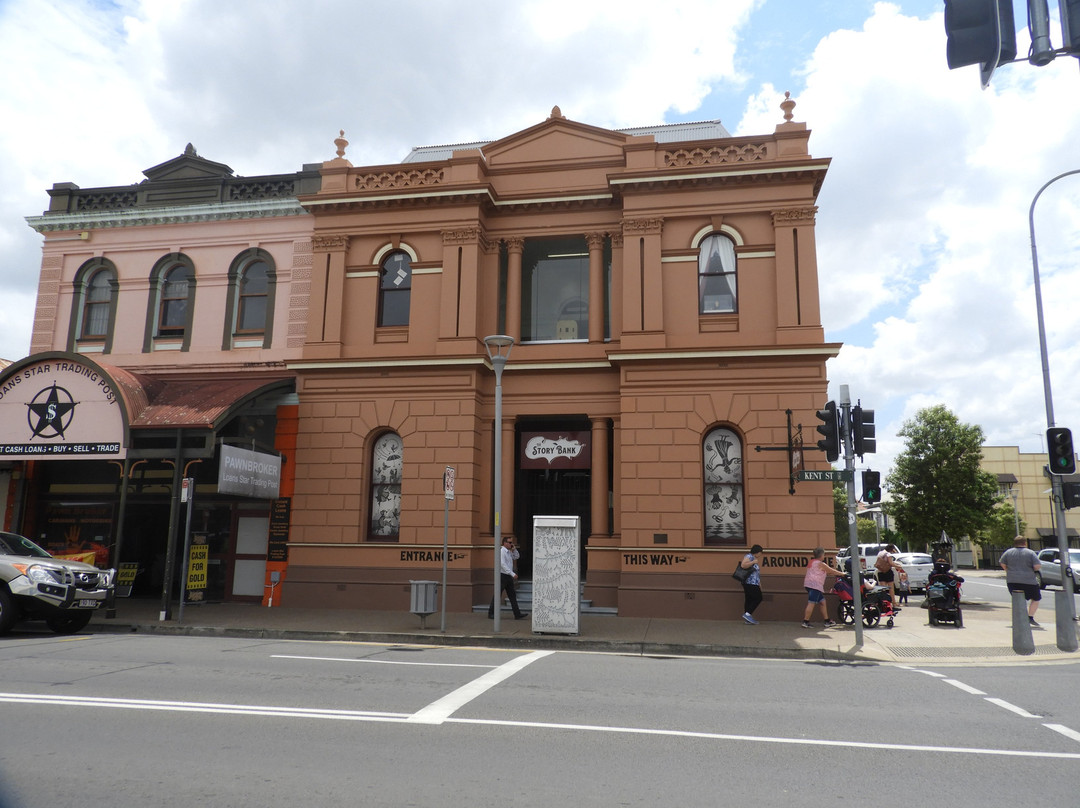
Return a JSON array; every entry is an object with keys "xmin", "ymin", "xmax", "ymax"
[
  {"xmin": 780, "ymin": 91, "xmax": 796, "ymax": 123},
  {"xmin": 550, "ymin": 105, "xmax": 564, "ymax": 119},
  {"xmin": 334, "ymin": 129, "xmax": 349, "ymax": 160}
]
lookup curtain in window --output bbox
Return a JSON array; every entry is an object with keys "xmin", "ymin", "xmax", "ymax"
[{"xmin": 698, "ymin": 234, "xmax": 737, "ymax": 314}]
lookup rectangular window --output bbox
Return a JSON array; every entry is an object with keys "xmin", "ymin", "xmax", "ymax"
[{"xmin": 521, "ymin": 236, "xmax": 589, "ymax": 342}]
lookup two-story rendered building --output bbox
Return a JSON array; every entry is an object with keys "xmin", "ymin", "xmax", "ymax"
[{"xmin": 4, "ymin": 98, "xmax": 841, "ymax": 620}]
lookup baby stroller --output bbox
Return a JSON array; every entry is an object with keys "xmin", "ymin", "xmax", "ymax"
[
  {"xmin": 926, "ymin": 562, "xmax": 964, "ymax": 628},
  {"xmin": 832, "ymin": 574, "xmax": 900, "ymax": 628}
]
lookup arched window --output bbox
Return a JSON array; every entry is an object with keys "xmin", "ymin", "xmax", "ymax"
[
  {"xmin": 698, "ymin": 233, "xmax": 737, "ymax": 314},
  {"xmin": 378, "ymin": 251, "xmax": 412, "ymax": 327},
  {"xmin": 369, "ymin": 432, "xmax": 403, "ymax": 541},
  {"xmin": 81, "ymin": 269, "xmax": 114, "ymax": 339},
  {"xmin": 703, "ymin": 426, "xmax": 745, "ymax": 546},
  {"xmin": 69, "ymin": 259, "xmax": 119, "ymax": 352},
  {"xmin": 158, "ymin": 263, "xmax": 192, "ymax": 336},
  {"xmin": 236, "ymin": 261, "xmax": 269, "ymax": 333}
]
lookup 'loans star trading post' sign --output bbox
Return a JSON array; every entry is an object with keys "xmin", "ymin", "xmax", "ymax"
[
  {"xmin": 218, "ymin": 445, "xmax": 281, "ymax": 499},
  {"xmin": 0, "ymin": 358, "xmax": 126, "ymax": 459}
]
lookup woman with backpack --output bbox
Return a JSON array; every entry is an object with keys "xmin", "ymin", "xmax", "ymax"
[{"xmin": 874, "ymin": 544, "xmax": 904, "ymax": 602}]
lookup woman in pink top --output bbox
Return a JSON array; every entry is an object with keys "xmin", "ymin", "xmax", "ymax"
[{"xmin": 802, "ymin": 546, "xmax": 842, "ymax": 628}]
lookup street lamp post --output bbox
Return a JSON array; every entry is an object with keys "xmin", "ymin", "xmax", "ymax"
[
  {"xmin": 1028, "ymin": 170, "xmax": 1080, "ymax": 649},
  {"xmin": 484, "ymin": 335, "xmax": 514, "ymax": 633}
]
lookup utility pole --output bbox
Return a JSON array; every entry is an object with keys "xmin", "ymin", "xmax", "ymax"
[{"xmin": 840, "ymin": 385, "xmax": 864, "ymax": 648}]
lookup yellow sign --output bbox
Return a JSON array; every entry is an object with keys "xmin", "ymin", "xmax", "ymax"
[
  {"xmin": 187, "ymin": 544, "xmax": 208, "ymax": 590},
  {"xmin": 117, "ymin": 563, "xmax": 138, "ymax": 586}
]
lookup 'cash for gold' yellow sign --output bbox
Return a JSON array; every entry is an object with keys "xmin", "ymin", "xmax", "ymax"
[{"xmin": 187, "ymin": 544, "xmax": 208, "ymax": 590}]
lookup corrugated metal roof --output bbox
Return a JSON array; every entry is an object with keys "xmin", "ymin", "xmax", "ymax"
[
  {"xmin": 129, "ymin": 377, "xmax": 293, "ymax": 429},
  {"xmin": 402, "ymin": 119, "xmax": 732, "ymax": 164}
]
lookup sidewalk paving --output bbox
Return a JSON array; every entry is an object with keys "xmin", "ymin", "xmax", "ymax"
[{"xmin": 87, "ymin": 574, "xmax": 1080, "ymax": 665}]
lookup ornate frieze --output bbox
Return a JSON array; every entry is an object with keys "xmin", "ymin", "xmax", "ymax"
[
  {"xmin": 311, "ymin": 234, "xmax": 349, "ymax": 252},
  {"xmin": 771, "ymin": 207, "xmax": 818, "ymax": 225},
  {"xmin": 622, "ymin": 217, "xmax": 664, "ymax": 235},
  {"xmin": 663, "ymin": 143, "xmax": 767, "ymax": 167},
  {"xmin": 353, "ymin": 167, "xmax": 444, "ymax": 191}
]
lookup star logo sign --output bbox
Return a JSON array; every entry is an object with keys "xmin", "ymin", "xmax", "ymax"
[{"xmin": 26, "ymin": 383, "xmax": 78, "ymax": 440}]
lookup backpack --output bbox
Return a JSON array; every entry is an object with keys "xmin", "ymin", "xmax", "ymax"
[{"xmin": 874, "ymin": 553, "xmax": 892, "ymax": 574}]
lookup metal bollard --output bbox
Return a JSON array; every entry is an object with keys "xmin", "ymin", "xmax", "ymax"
[
  {"xmin": 1011, "ymin": 591, "xmax": 1035, "ymax": 655},
  {"xmin": 1053, "ymin": 590, "xmax": 1079, "ymax": 653}
]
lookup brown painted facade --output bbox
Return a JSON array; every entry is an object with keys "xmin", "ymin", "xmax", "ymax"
[{"xmin": 283, "ymin": 104, "xmax": 840, "ymax": 619}]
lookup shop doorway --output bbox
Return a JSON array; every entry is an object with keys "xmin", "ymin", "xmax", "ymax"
[{"xmin": 513, "ymin": 422, "xmax": 592, "ymax": 581}]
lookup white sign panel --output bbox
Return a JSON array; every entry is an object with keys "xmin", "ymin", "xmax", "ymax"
[
  {"xmin": 0, "ymin": 357, "xmax": 126, "ymax": 458},
  {"xmin": 218, "ymin": 445, "xmax": 281, "ymax": 499}
]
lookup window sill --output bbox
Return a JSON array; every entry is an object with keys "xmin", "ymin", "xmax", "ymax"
[
  {"xmin": 75, "ymin": 341, "xmax": 106, "ymax": 354},
  {"xmin": 699, "ymin": 315, "xmax": 738, "ymax": 333},
  {"xmin": 375, "ymin": 326, "xmax": 408, "ymax": 344}
]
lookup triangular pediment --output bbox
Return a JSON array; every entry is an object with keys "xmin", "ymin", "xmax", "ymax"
[
  {"xmin": 483, "ymin": 108, "xmax": 634, "ymax": 169},
  {"xmin": 142, "ymin": 144, "xmax": 234, "ymax": 182}
]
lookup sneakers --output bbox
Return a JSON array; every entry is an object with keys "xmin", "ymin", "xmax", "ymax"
[
  {"xmin": 1029, "ymin": 616, "xmax": 1039, "ymax": 626},
  {"xmin": 743, "ymin": 612, "xmax": 759, "ymax": 625},
  {"xmin": 801, "ymin": 620, "xmax": 813, "ymax": 629},
  {"xmin": 823, "ymin": 620, "xmax": 838, "ymax": 628}
]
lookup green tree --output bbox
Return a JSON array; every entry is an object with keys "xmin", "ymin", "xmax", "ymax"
[
  {"xmin": 976, "ymin": 502, "xmax": 1026, "ymax": 548},
  {"xmin": 886, "ymin": 405, "xmax": 1001, "ymax": 549}
]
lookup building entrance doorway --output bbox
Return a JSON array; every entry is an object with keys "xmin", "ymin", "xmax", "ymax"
[{"xmin": 513, "ymin": 421, "xmax": 592, "ymax": 581}]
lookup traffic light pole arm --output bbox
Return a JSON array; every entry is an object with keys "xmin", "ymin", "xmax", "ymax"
[{"xmin": 1028, "ymin": 169, "xmax": 1080, "ymax": 644}]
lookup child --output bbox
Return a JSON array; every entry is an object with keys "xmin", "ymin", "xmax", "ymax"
[{"xmin": 896, "ymin": 569, "xmax": 910, "ymax": 604}]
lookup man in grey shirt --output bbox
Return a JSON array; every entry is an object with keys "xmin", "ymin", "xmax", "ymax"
[{"xmin": 1000, "ymin": 535, "xmax": 1042, "ymax": 626}]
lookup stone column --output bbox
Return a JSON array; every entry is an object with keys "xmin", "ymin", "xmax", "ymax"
[
  {"xmin": 590, "ymin": 416, "xmax": 609, "ymax": 536},
  {"xmin": 505, "ymin": 237, "xmax": 524, "ymax": 342},
  {"xmin": 587, "ymin": 232, "xmax": 605, "ymax": 343}
]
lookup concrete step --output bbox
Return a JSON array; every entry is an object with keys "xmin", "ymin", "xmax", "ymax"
[{"xmin": 473, "ymin": 580, "xmax": 617, "ymax": 616}]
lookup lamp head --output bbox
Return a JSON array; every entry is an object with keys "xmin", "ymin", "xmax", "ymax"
[{"xmin": 483, "ymin": 334, "xmax": 515, "ymax": 362}]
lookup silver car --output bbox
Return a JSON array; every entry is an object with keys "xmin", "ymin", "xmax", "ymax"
[
  {"xmin": 0, "ymin": 531, "xmax": 115, "ymax": 635},
  {"xmin": 893, "ymin": 552, "xmax": 934, "ymax": 593},
  {"xmin": 1035, "ymin": 548, "xmax": 1080, "ymax": 592}
]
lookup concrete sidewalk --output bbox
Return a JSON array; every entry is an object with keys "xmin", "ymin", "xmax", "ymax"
[{"xmin": 86, "ymin": 573, "xmax": 1080, "ymax": 665}]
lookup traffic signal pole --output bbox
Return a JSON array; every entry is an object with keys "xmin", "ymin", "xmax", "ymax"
[
  {"xmin": 840, "ymin": 385, "xmax": 864, "ymax": 648},
  {"xmin": 1029, "ymin": 171, "xmax": 1079, "ymax": 649}
]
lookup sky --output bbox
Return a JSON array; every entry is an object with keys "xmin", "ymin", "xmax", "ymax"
[{"xmin": 1, "ymin": 0, "xmax": 1079, "ymax": 489}]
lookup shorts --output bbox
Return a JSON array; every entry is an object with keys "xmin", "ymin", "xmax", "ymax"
[
  {"xmin": 805, "ymin": 587, "xmax": 825, "ymax": 604},
  {"xmin": 877, "ymin": 570, "xmax": 895, "ymax": 583},
  {"xmin": 1006, "ymin": 581, "xmax": 1041, "ymax": 601}
]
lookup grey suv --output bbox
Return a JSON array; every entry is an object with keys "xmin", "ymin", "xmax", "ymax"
[{"xmin": 0, "ymin": 531, "xmax": 115, "ymax": 635}]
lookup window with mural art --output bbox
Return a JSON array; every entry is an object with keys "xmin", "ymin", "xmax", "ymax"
[
  {"xmin": 703, "ymin": 426, "xmax": 744, "ymax": 546},
  {"xmin": 369, "ymin": 432, "xmax": 402, "ymax": 541}
]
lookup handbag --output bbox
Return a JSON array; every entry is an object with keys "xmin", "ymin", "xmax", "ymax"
[{"xmin": 732, "ymin": 562, "xmax": 751, "ymax": 583}]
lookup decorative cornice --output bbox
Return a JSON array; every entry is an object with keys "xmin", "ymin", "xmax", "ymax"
[
  {"xmin": 771, "ymin": 207, "xmax": 818, "ymax": 225},
  {"xmin": 622, "ymin": 217, "xmax": 664, "ymax": 235},
  {"xmin": 312, "ymin": 234, "xmax": 349, "ymax": 251},
  {"xmin": 26, "ymin": 198, "xmax": 309, "ymax": 233}
]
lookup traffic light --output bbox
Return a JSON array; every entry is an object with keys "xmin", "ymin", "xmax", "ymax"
[
  {"xmin": 851, "ymin": 405, "xmax": 876, "ymax": 457},
  {"xmin": 944, "ymin": 0, "xmax": 1017, "ymax": 86},
  {"xmin": 1064, "ymin": 482, "xmax": 1080, "ymax": 510},
  {"xmin": 1062, "ymin": 0, "xmax": 1080, "ymax": 55},
  {"xmin": 862, "ymin": 470, "xmax": 881, "ymax": 505},
  {"xmin": 1047, "ymin": 427, "xmax": 1076, "ymax": 475},
  {"xmin": 815, "ymin": 401, "xmax": 840, "ymax": 463}
]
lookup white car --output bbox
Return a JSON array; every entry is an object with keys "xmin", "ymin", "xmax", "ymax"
[{"xmin": 893, "ymin": 552, "xmax": 934, "ymax": 593}]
